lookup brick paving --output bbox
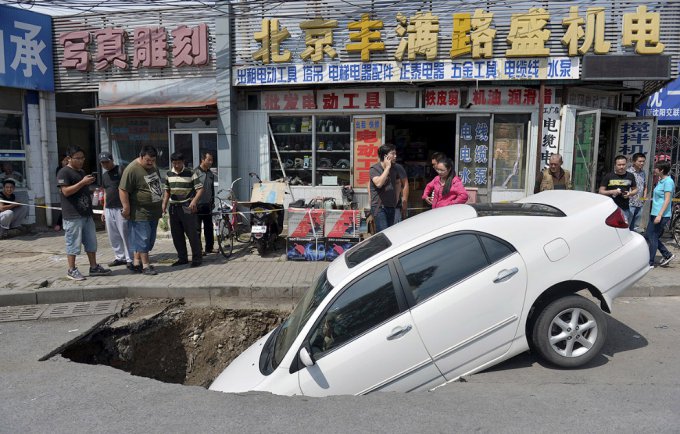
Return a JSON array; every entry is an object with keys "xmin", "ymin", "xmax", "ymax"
[{"xmin": 0, "ymin": 228, "xmax": 328, "ymax": 307}]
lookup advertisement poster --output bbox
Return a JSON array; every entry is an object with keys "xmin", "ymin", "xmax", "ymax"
[{"xmin": 352, "ymin": 116, "xmax": 383, "ymax": 188}]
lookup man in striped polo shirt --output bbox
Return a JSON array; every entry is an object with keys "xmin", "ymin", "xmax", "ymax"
[{"xmin": 162, "ymin": 152, "xmax": 204, "ymax": 267}]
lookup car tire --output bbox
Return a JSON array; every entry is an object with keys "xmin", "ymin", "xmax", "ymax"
[{"xmin": 531, "ymin": 295, "xmax": 607, "ymax": 368}]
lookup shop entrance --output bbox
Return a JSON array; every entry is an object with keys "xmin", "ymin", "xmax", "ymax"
[{"xmin": 385, "ymin": 114, "xmax": 456, "ymax": 214}]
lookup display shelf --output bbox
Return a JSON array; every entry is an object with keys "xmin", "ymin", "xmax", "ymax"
[{"xmin": 272, "ymin": 132, "xmax": 313, "ymax": 136}]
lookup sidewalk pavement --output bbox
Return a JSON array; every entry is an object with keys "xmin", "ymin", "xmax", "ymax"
[{"xmin": 0, "ymin": 228, "xmax": 678, "ymax": 308}]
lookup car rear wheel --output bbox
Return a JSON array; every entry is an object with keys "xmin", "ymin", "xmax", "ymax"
[{"xmin": 531, "ymin": 295, "xmax": 607, "ymax": 368}]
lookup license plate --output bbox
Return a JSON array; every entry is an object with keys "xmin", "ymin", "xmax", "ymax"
[{"xmin": 251, "ymin": 225, "xmax": 267, "ymax": 234}]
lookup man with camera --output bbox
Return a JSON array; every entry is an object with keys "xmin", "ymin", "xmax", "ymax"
[{"xmin": 56, "ymin": 146, "xmax": 111, "ymax": 281}]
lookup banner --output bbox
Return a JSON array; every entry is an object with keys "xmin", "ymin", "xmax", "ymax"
[{"xmin": 352, "ymin": 116, "xmax": 383, "ymax": 189}]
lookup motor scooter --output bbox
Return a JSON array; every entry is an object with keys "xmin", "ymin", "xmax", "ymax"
[{"xmin": 248, "ymin": 173, "xmax": 285, "ymax": 256}]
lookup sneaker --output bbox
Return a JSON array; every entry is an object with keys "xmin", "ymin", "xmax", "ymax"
[
  {"xmin": 660, "ymin": 254, "xmax": 675, "ymax": 267},
  {"xmin": 89, "ymin": 264, "xmax": 112, "ymax": 276},
  {"xmin": 108, "ymin": 258, "xmax": 128, "ymax": 267},
  {"xmin": 171, "ymin": 260, "xmax": 189, "ymax": 267},
  {"xmin": 142, "ymin": 265, "xmax": 158, "ymax": 276},
  {"xmin": 67, "ymin": 268, "xmax": 86, "ymax": 281},
  {"xmin": 190, "ymin": 260, "xmax": 202, "ymax": 268},
  {"xmin": 128, "ymin": 263, "xmax": 142, "ymax": 274}
]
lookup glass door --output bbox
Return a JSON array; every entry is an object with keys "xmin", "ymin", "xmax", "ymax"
[
  {"xmin": 572, "ymin": 110, "xmax": 601, "ymax": 192},
  {"xmin": 170, "ymin": 130, "xmax": 218, "ymax": 172}
]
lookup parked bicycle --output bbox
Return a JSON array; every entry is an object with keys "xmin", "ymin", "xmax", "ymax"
[{"xmin": 213, "ymin": 177, "xmax": 250, "ymax": 258}]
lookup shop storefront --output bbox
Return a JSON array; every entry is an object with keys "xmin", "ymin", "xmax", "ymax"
[
  {"xmin": 53, "ymin": 7, "xmax": 219, "ymax": 179},
  {"xmin": 0, "ymin": 4, "xmax": 54, "ymax": 224},
  {"xmin": 229, "ymin": 0, "xmax": 678, "ymax": 206}
]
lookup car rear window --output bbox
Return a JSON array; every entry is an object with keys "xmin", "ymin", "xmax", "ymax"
[
  {"xmin": 471, "ymin": 202, "xmax": 565, "ymax": 217},
  {"xmin": 345, "ymin": 233, "xmax": 392, "ymax": 268}
]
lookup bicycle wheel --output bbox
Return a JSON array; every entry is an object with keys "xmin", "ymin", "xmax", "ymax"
[
  {"xmin": 672, "ymin": 216, "xmax": 680, "ymax": 246},
  {"xmin": 217, "ymin": 218, "xmax": 234, "ymax": 258}
]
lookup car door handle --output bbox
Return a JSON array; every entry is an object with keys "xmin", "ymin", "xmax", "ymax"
[
  {"xmin": 387, "ymin": 325, "xmax": 412, "ymax": 341},
  {"xmin": 493, "ymin": 267, "xmax": 519, "ymax": 283}
]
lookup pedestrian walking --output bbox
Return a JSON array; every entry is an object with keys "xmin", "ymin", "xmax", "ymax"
[
  {"xmin": 119, "ymin": 145, "xmax": 163, "ymax": 276},
  {"xmin": 647, "ymin": 161, "xmax": 675, "ymax": 268},
  {"xmin": 194, "ymin": 151, "xmax": 215, "ymax": 255},
  {"xmin": 162, "ymin": 152, "xmax": 204, "ymax": 267},
  {"xmin": 99, "ymin": 152, "xmax": 133, "ymax": 269},
  {"xmin": 56, "ymin": 146, "xmax": 111, "ymax": 281}
]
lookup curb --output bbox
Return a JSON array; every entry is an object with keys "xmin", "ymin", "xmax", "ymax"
[
  {"xmin": 0, "ymin": 283, "xmax": 310, "ymax": 309},
  {"xmin": 1, "ymin": 282, "xmax": 679, "ymax": 308}
]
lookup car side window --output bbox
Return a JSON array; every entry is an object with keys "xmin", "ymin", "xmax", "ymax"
[
  {"xmin": 309, "ymin": 265, "xmax": 399, "ymax": 357},
  {"xmin": 480, "ymin": 235, "xmax": 514, "ymax": 262},
  {"xmin": 398, "ymin": 233, "xmax": 488, "ymax": 304}
]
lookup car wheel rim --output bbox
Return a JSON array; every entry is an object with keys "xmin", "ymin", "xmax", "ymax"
[{"xmin": 548, "ymin": 307, "xmax": 598, "ymax": 358}]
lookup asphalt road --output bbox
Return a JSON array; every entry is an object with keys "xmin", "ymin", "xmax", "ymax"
[{"xmin": 1, "ymin": 297, "xmax": 679, "ymax": 433}]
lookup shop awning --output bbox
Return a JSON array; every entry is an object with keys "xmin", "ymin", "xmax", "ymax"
[{"xmin": 82, "ymin": 99, "xmax": 217, "ymax": 114}]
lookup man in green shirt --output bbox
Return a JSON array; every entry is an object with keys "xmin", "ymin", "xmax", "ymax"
[
  {"xmin": 119, "ymin": 145, "xmax": 163, "ymax": 276},
  {"xmin": 162, "ymin": 151, "xmax": 204, "ymax": 267}
]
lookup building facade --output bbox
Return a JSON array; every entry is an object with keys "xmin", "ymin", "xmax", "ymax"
[
  {"xmin": 226, "ymin": 0, "xmax": 679, "ymax": 208},
  {"xmin": 0, "ymin": 4, "xmax": 55, "ymax": 225}
]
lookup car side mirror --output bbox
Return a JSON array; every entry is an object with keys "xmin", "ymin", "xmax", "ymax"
[{"xmin": 299, "ymin": 347, "xmax": 315, "ymax": 367}]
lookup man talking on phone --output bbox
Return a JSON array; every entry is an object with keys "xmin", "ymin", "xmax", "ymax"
[
  {"xmin": 57, "ymin": 146, "xmax": 111, "ymax": 281},
  {"xmin": 369, "ymin": 144, "xmax": 401, "ymax": 232}
]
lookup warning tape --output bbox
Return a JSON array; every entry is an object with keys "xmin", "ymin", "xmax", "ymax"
[{"xmin": 0, "ymin": 199, "xmax": 104, "ymax": 215}]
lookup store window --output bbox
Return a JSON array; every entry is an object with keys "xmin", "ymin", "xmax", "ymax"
[
  {"xmin": 110, "ymin": 118, "xmax": 169, "ymax": 170},
  {"xmin": 269, "ymin": 115, "xmax": 352, "ymax": 186},
  {"xmin": 492, "ymin": 114, "xmax": 529, "ymax": 190},
  {"xmin": 0, "ymin": 111, "xmax": 26, "ymax": 187}
]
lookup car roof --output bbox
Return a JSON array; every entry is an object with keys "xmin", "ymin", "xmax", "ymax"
[{"xmin": 326, "ymin": 205, "xmax": 478, "ymax": 285}]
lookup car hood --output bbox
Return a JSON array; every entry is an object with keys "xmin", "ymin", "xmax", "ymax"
[{"xmin": 209, "ymin": 330, "xmax": 273, "ymax": 393}]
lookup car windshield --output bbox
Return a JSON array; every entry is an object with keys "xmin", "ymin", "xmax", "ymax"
[{"xmin": 271, "ymin": 270, "xmax": 334, "ymax": 368}]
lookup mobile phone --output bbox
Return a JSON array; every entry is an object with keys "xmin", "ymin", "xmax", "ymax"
[{"xmin": 90, "ymin": 172, "xmax": 98, "ymax": 181}]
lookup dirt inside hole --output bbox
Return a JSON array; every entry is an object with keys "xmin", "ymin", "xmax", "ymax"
[{"xmin": 60, "ymin": 298, "xmax": 288, "ymax": 388}]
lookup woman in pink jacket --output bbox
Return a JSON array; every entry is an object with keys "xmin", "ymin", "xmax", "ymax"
[{"xmin": 422, "ymin": 158, "xmax": 468, "ymax": 208}]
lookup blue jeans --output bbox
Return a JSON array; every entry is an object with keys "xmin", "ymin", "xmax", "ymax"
[
  {"xmin": 129, "ymin": 219, "xmax": 159, "ymax": 254},
  {"xmin": 621, "ymin": 207, "xmax": 632, "ymax": 228},
  {"xmin": 629, "ymin": 205, "xmax": 643, "ymax": 231},
  {"xmin": 647, "ymin": 216, "xmax": 671, "ymax": 266},
  {"xmin": 63, "ymin": 216, "xmax": 97, "ymax": 255},
  {"xmin": 372, "ymin": 206, "xmax": 396, "ymax": 232}
]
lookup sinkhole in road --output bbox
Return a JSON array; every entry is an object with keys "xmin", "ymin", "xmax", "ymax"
[{"xmin": 59, "ymin": 299, "xmax": 287, "ymax": 388}]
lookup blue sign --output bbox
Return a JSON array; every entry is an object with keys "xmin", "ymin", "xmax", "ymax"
[
  {"xmin": 0, "ymin": 4, "xmax": 54, "ymax": 91},
  {"xmin": 639, "ymin": 76, "xmax": 680, "ymax": 122}
]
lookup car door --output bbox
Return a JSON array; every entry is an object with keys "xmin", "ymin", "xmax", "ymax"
[
  {"xmin": 396, "ymin": 232, "xmax": 527, "ymax": 381},
  {"xmin": 297, "ymin": 264, "xmax": 444, "ymax": 396}
]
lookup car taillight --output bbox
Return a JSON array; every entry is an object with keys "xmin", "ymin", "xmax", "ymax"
[{"xmin": 605, "ymin": 208, "xmax": 628, "ymax": 228}]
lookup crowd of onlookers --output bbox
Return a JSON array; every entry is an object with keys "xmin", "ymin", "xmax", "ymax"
[
  {"xmin": 0, "ymin": 146, "xmax": 677, "ymax": 275},
  {"xmin": 52, "ymin": 144, "xmax": 215, "ymax": 281}
]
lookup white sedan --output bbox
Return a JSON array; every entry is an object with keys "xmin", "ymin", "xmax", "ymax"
[{"xmin": 210, "ymin": 190, "xmax": 650, "ymax": 396}]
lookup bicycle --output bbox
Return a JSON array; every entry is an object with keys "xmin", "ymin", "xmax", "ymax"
[{"xmin": 213, "ymin": 177, "xmax": 250, "ymax": 258}]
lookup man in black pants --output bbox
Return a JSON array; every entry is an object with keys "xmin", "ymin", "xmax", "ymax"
[
  {"xmin": 194, "ymin": 151, "xmax": 215, "ymax": 255},
  {"xmin": 162, "ymin": 152, "xmax": 204, "ymax": 267}
]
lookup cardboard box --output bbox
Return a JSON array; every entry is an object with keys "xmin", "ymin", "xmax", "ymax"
[
  {"xmin": 287, "ymin": 236, "xmax": 326, "ymax": 261},
  {"xmin": 325, "ymin": 237, "xmax": 361, "ymax": 262},
  {"xmin": 287, "ymin": 208, "xmax": 325, "ymax": 237},
  {"xmin": 324, "ymin": 209, "xmax": 361, "ymax": 237}
]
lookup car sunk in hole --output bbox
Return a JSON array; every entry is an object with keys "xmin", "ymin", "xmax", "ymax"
[{"xmin": 210, "ymin": 190, "xmax": 649, "ymax": 396}]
